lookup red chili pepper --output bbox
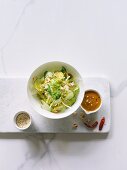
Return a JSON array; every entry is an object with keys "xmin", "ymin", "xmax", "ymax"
[
  {"xmin": 99, "ymin": 117, "xmax": 105, "ymax": 131},
  {"xmin": 84, "ymin": 121, "xmax": 98, "ymax": 128}
]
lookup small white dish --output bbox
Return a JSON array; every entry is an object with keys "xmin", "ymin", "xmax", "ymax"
[
  {"xmin": 81, "ymin": 89, "xmax": 102, "ymax": 114},
  {"xmin": 14, "ymin": 111, "xmax": 32, "ymax": 130},
  {"xmin": 27, "ymin": 61, "xmax": 84, "ymax": 119}
]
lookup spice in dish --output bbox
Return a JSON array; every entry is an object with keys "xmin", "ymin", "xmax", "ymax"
[
  {"xmin": 81, "ymin": 90, "xmax": 101, "ymax": 112},
  {"xmin": 16, "ymin": 112, "xmax": 31, "ymax": 128}
]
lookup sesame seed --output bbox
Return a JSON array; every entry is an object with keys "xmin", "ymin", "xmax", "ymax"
[{"xmin": 16, "ymin": 113, "xmax": 30, "ymax": 128}]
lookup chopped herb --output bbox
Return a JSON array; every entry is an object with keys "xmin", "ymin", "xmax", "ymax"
[
  {"xmin": 52, "ymin": 91, "xmax": 61, "ymax": 100},
  {"xmin": 61, "ymin": 66, "xmax": 66, "ymax": 73},
  {"xmin": 44, "ymin": 71, "xmax": 48, "ymax": 78}
]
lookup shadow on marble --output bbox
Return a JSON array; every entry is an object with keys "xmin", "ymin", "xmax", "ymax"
[
  {"xmin": 0, "ymin": 132, "xmax": 110, "ymax": 141},
  {"xmin": 0, "ymin": 133, "xmax": 54, "ymax": 139},
  {"xmin": 55, "ymin": 133, "xmax": 109, "ymax": 141}
]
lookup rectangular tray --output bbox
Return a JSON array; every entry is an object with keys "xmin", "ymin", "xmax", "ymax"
[{"xmin": 0, "ymin": 77, "xmax": 110, "ymax": 133}]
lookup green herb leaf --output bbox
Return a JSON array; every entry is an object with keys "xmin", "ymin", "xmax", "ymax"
[
  {"xmin": 52, "ymin": 91, "xmax": 61, "ymax": 100},
  {"xmin": 61, "ymin": 66, "xmax": 66, "ymax": 73},
  {"xmin": 44, "ymin": 71, "xmax": 48, "ymax": 78}
]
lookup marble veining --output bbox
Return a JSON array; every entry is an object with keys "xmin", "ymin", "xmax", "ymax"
[
  {"xmin": 0, "ymin": 0, "xmax": 34, "ymax": 75},
  {"xmin": 110, "ymin": 79, "xmax": 127, "ymax": 98},
  {"xmin": 17, "ymin": 134, "xmax": 57, "ymax": 170}
]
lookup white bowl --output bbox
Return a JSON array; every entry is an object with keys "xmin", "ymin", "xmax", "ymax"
[
  {"xmin": 14, "ymin": 111, "xmax": 32, "ymax": 130},
  {"xmin": 81, "ymin": 89, "xmax": 102, "ymax": 114},
  {"xmin": 27, "ymin": 61, "xmax": 84, "ymax": 119}
]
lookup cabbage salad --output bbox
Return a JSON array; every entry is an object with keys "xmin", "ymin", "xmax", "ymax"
[{"xmin": 33, "ymin": 66, "xmax": 79, "ymax": 113}]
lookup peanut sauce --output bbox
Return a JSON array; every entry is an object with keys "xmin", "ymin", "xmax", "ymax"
[{"xmin": 81, "ymin": 90, "xmax": 101, "ymax": 111}]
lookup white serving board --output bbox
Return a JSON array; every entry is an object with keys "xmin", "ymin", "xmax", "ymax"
[{"xmin": 0, "ymin": 78, "xmax": 110, "ymax": 133}]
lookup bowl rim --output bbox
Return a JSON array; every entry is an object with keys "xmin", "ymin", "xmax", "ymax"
[
  {"xmin": 27, "ymin": 61, "xmax": 84, "ymax": 119},
  {"xmin": 80, "ymin": 89, "xmax": 102, "ymax": 114}
]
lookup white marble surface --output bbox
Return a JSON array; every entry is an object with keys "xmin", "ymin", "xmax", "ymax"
[{"xmin": 0, "ymin": 0, "xmax": 127, "ymax": 169}]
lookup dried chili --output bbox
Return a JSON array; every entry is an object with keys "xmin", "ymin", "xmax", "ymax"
[
  {"xmin": 99, "ymin": 117, "xmax": 105, "ymax": 131},
  {"xmin": 84, "ymin": 121, "xmax": 98, "ymax": 129}
]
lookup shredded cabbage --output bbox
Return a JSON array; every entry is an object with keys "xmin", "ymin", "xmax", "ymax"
[{"xmin": 33, "ymin": 66, "xmax": 80, "ymax": 113}]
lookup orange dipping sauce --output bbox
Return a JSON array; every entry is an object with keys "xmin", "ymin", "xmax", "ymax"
[{"xmin": 81, "ymin": 90, "xmax": 101, "ymax": 112}]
